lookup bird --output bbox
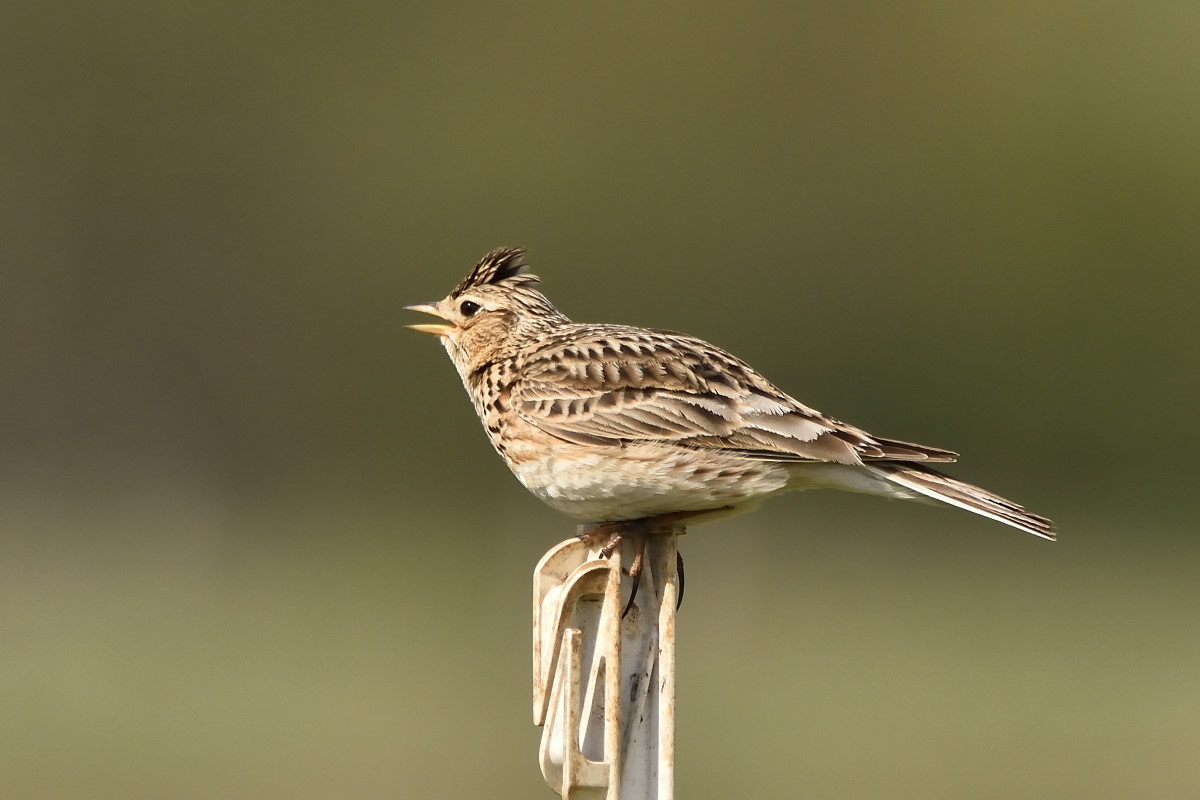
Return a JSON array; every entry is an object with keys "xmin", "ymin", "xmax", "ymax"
[{"xmin": 407, "ymin": 247, "xmax": 1054, "ymax": 610}]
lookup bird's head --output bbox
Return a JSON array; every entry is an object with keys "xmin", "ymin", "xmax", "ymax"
[{"xmin": 406, "ymin": 247, "xmax": 569, "ymax": 373}]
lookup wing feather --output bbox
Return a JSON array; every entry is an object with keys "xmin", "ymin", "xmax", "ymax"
[{"xmin": 514, "ymin": 326, "xmax": 957, "ymax": 465}]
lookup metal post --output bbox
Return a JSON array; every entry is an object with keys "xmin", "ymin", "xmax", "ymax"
[{"xmin": 533, "ymin": 532, "xmax": 679, "ymax": 799}]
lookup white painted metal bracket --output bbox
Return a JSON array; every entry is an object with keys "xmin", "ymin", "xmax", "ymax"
[{"xmin": 533, "ymin": 534, "xmax": 679, "ymax": 800}]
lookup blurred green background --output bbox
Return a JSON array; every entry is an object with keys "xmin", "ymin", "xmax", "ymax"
[{"xmin": 3, "ymin": 2, "xmax": 1198, "ymax": 797}]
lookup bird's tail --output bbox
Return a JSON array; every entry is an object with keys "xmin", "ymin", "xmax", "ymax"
[{"xmin": 868, "ymin": 464, "xmax": 1055, "ymax": 540}]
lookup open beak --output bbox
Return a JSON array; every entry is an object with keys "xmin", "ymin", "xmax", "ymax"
[{"xmin": 405, "ymin": 303, "xmax": 456, "ymax": 336}]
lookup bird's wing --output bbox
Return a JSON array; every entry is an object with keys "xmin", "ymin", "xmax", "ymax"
[{"xmin": 514, "ymin": 327, "xmax": 956, "ymax": 465}]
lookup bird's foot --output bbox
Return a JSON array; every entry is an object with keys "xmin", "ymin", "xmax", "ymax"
[{"xmin": 575, "ymin": 507, "xmax": 730, "ymax": 617}]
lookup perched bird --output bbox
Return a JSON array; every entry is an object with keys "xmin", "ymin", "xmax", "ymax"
[{"xmin": 408, "ymin": 248, "xmax": 1054, "ymax": 606}]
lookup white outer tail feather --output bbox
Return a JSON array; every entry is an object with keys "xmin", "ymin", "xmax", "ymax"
[{"xmin": 869, "ymin": 464, "xmax": 1056, "ymax": 541}]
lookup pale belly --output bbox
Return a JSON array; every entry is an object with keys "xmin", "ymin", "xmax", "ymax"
[{"xmin": 507, "ymin": 441, "xmax": 793, "ymax": 522}]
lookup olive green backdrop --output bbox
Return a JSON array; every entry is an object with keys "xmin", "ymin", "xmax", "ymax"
[{"xmin": 3, "ymin": 2, "xmax": 1197, "ymax": 798}]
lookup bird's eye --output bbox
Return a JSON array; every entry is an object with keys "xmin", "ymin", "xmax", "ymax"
[{"xmin": 459, "ymin": 300, "xmax": 481, "ymax": 318}]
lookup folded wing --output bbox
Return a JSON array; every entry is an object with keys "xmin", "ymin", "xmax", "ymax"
[{"xmin": 514, "ymin": 326, "xmax": 957, "ymax": 466}]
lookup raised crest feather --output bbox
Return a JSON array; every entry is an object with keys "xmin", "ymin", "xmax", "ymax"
[{"xmin": 452, "ymin": 246, "xmax": 540, "ymax": 297}]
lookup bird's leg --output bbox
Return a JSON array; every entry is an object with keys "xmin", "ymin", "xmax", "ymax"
[
  {"xmin": 578, "ymin": 519, "xmax": 652, "ymax": 618},
  {"xmin": 579, "ymin": 507, "xmax": 732, "ymax": 617},
  {"xmin": 621, "ymin": 529, "xmax": 687, "ymax": 615},
  {"xmin": 639, "ymin": 506, "xmax": 731, "ymax": 611},
  {"xmin": 621, "ymin": 532, "xmax": 649, "ymax": 618},
  {"xmin": 622, "ymin": 507, "xmax": 733, "ymax": 616}
]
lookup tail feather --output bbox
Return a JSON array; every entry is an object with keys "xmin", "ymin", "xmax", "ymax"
[{"xmin": 869, "ymin": 464, "xmax": 1055, "ymax": 541}]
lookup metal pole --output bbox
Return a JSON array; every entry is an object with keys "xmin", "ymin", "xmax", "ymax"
[{"xmin": 533, "ymin": 532, "xmax": 679, "ymax": 799}]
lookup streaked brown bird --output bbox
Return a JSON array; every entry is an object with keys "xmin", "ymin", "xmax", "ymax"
[{"xmin": 408, "ymin": 248, "xmax": 1054, "ymax": 606}]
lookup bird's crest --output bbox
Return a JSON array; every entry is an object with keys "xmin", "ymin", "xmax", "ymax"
[{"xmin": 452, "ymin": 247, "xmax": 541, "ymax": 297}]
